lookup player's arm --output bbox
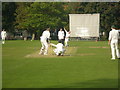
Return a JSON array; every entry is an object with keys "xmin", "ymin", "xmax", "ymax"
[
  {"xmin": 117, "ymin": 29, "xmax": 120, "ymax": 32},
  {"xmin": 108, "ymin": 40, "xmax": 111, "ymax": 45},
  {"xmin": 50, "ymin": 43, "xmax": 57, "ymax": 47},
  {"xmin": 108, "ymin": 32, "xmax": 111, "ymax": 45},
  {"xmin": 64, "ymin": 27, "xmax": 67, "ymax": 32}
]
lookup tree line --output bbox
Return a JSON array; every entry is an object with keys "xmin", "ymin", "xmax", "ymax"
[{"xmin": 2, "ymin": 2, "xmax": 120, "ymax": 39}]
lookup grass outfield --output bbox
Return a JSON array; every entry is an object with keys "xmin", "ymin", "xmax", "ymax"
[{"xmin": 2, "ymin": 40, "xmax": 118, "ymax": 88}]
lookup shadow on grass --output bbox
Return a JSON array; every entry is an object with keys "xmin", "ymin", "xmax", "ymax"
[
  {"xmin": 48, "ymin": 78, "xmax": 118, "ymax": 88},
  {"xmin": 2, "ymin": 78, "xmax": 118, "ymax": 90}
]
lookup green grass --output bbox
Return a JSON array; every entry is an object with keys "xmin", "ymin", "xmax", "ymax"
[{"xmin": 2, "ymin": 40, "xmax": 118, "ymax": 88}]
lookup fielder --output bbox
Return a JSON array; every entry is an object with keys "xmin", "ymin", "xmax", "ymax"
[
  {"xmin": 39, "ymin": 28, "xmax": 50, "ymax": 55},
  {"xmin": 64, "ymin": 28, "xmax": 71, "ymax": 47},
  {"xmin": 58, "ymin": 28, "xmax": 65, "ymax": 45},
  {"xmin": 50, "ymin": 40, "xmax": 65, "ymax": 56},
  {"xmin": 1, "ymin": 29, "xmax": 7, "ymax": 44},
  {"xmin": 108, "ymin": 25, "xmax": 120, "ymax": 60}
]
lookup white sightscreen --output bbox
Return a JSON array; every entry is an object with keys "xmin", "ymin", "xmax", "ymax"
[{"xmin": 69, "ymin": 14, "xmax": 100, "ymax": 38}]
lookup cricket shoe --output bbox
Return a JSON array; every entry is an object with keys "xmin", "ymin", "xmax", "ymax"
[
  {"xmin": 2, "ymin": 42, "xmax": 5, "ymax": 44},
  {"xmin": 111, "ymin": 58, "xmax": 115, "ymax": 60},
  {"xmin": 44, "ymin": 53, "xmax": 48, "ymax": 55},
  {"xmin": 39, "ymin": 52, "xmax": 43, "ymax": 55}
]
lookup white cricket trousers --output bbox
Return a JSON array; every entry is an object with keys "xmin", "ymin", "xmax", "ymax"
[
  {"xmin": 40, "ymin": 41, "xmax": 48, "ymax": 55},
  {"xmin": 53, "ymin": 49, "xmax": 65, "ymax": 56},
  {"xmin": 65, "ymin": 38, "xmax": 69, "ymax": 46},
  {"xmin": 110, "ymin": 42, "xmax": 120, "ymax": 59},
  {"xmin": 1, "ymin": 36, "xmax": 6, "ymax": 44}
]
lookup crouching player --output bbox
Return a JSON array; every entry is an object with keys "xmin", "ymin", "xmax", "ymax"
[{"xmin": 50, "ymin": 40, "xmax": 65, "ymax": 56}]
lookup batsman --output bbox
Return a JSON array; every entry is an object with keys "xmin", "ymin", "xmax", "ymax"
[{"xmin": 39, "ymin": 28, "xmax": 50, "ymax": 55}]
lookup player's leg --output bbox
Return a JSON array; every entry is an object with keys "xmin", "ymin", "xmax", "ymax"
[
  {"xmin": 57, "ymin": 51, "xmax": 62, "ymax": 56},
  {"xmin": 61, "ymin": 39, "xmax": 64, "ymax": 46},
  {"xmin": 2, "ymin": 36, "xmax": 5, "ymax": 44},
  {"xmin": 53, "ymin": 49, "xmax": 57, "ymax": 54},
  {"xmin": 115, "ymin": 42, "xmax": 120, "ymax": 58},
  {"xmin": 44, "ymin": 41, "xmax": 49, "ymax": 55},
  {"xmin": 53, "ymin": 49, "xmax": 59, "ymax": 55},
  {"xmin": 65, "ymin": 38, "xmax": 69, "ymax": 47},
  {"xmin": 111, "ymin": 43, "xmax": 116, "ymax": 59},
  {"xmin": 61, "ymin": 48, "xmax": 66, "ymax": 56},
  {"xmin": 53, "ymin": 49, "xmax": 60, "ymax": 56},
  {"xmin": 65, "ymin": 38, "xmax": 67, "ymax": 47},
  {"xmin": 39, "ymin": 41, "xmax": 45, "ymax": 55}
]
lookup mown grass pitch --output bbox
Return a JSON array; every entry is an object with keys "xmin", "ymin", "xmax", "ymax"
[{"xmin": 2, "ymin": 40, "xmax": 118, "ymax": 88}]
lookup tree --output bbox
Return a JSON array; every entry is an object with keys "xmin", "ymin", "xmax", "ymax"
[
  {"xmin": 14, "ymin": 2, "xmax": 32, "ymax": 30},
  {"xmin": 2, "ymin": 2, "xmax": 16, "ymax": 32},
  {"xmin": 15, "ymin": 2, "xmax": 68, "ymax": 39}
]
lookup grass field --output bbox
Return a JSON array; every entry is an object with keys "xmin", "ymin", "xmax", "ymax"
[{"xmin": 2, "ymin": 40, "xmax": 118, "ymax": 88}]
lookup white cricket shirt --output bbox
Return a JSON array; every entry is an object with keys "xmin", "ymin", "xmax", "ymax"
[
  {"xmin": 1, "ymin": 31, "xmax": 6, "ymax": 38},
  {"xmin": 109, "ymin": 29, "xmax": 119, "ymax": 43},
  {"xmin": 40, "ymin": 30, "xmax": 50, "ymax": 42},
  {"xmin": 58, "ymin": 31, "xmax": 64, "ymax": 39}
]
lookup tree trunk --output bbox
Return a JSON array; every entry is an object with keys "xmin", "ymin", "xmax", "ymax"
[{"xmin": 31, "ymin": 33, "xmax": 35, "ymax": 41}]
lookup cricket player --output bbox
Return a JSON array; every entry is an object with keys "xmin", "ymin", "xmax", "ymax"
[
  {"xmin": 108, "ymin": 25, "xmax": 120, "ymax": 60},
  {"xmin": 1, "ymin": 29, "xmax": 7, "ymax": 44},
  {"xmin": 58, "ymin": 28, "xmax": 65, "ymax": 45},
  {"xmin": 64, "ymin": 28, "xmax": 71, "ymax": 47},
  {"xmin": 50, "ymin": 40, "xmax": 65, "ymax": 56},
  {"xmin": 39, "ymin": 28, "xmax": 50, "ymax": 55}
]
